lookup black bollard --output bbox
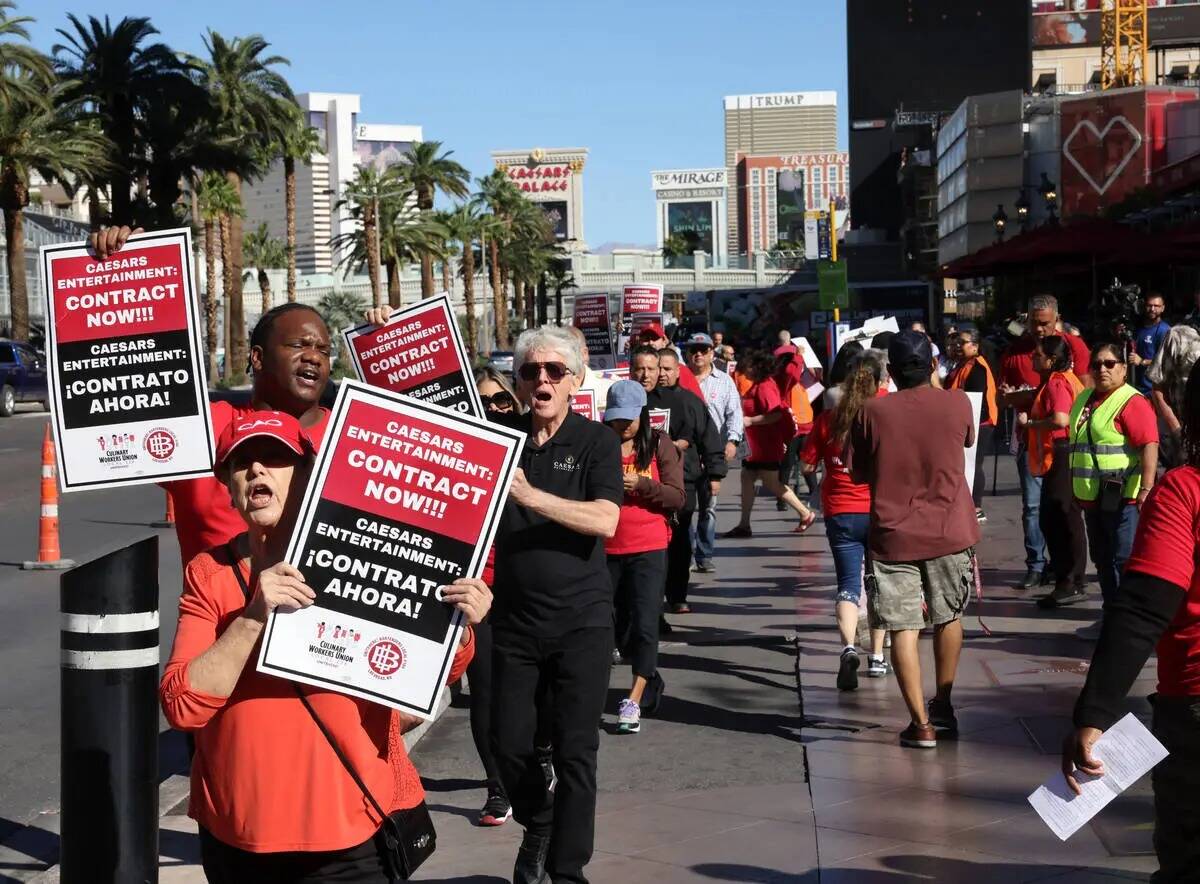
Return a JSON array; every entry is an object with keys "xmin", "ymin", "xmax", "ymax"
[{"xmin": 60, "ymin": 536, "xmax": 159, "ymax": 884}]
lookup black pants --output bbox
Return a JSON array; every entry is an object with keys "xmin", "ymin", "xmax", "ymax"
[
  {"xmin": 199, "ymin": 827, "xmax": 389, "ymax": 883},
  {"xmin": 665, "ymin": 484, "xmax": 698, "ymax": 606},
  {"xmin": 780, "ymin": 435, "xmax": 818, "ymax": 496},
  {"xmin": 467, "ymin": 620, "xmax": 503, "ymax": 790},
  {"xmin": 1151, "ymin": 694, "xmax": 1200, "ymax": 883},
  {"xmin": 1039, "ymin": 444, "xmax": 1087, "ymax": 589},
  {"xmin": 491, "ymin": 625, "xmax": 613, "ymax": 884},
  {"xmin": 973, "ymin": 425, "xmax": 995, "ymax": 508},
  {"xmin": 609, "ymin": 549, "xmax": 666, "ymax": 679}
]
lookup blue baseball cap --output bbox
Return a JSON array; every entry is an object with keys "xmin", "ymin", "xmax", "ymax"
[
  {"xmin": 604, "ymin": 380, "xmax": 647, "ymax": 423},
  {"xmin": 686, "ymin": 332, "xmax": 714, "ymax": 348}
]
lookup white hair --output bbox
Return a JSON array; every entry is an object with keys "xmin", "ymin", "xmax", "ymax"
[{"xmin": 514, "ymin": 325, "xmax": 584, "ymax": 377}]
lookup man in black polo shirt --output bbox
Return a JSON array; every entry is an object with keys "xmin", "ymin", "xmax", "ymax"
[{"xmin": 492, "ymin": 325, "xmax": 622, "ymax": 884}]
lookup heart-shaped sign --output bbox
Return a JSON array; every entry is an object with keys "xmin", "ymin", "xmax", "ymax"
[{"xmin": 1062, "ymin": 116, "xmax": 1144, "ymax": 196}]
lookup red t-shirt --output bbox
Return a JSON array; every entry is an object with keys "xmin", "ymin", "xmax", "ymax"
[
  {"xmin": 743, "ymin": 378, "xmax": 794, "ymax": 463},
  {"xmin": 1124, "ymin": 466, "xmax": 1200, "ymax": 696},
  {"xmin": 606, "ymin": 452, "xmax": 671, "ymax": 555},
  {"xmin": 1003, "ymin": 333, "xmax": 1090, "ymax": 388},
  {"xmin": 166, "ymin": 401, "xmax": 330, "ymax": 567},
  {"xmin": 1040, "ymin": 373, "xmax": 1078, "ymax": 441},
  {"xmin": 801, "ymin": 412, "xmax": 870, "ymax": 516}
]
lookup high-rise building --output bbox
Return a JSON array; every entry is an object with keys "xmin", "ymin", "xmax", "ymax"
[
  {"xmin": 491, "ymin": 148, "xmax": 588, "ymax": 250},
  {"xmin": 734, "ymin": 151, "xmax": 849, "ymax": 253},
  {"xmin": 243, "ymin": 92, "xmax": 422, "ymax": 275},
  {"xmin": 723, "ymin": 92, "xmax": 838, "ymax": 257}
]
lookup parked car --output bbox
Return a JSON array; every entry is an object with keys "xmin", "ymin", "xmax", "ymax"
[
  {"xmin": 487, "ymin": 350, "xmax": 514, "ymax": 376},
  {"xmin": 0, "ymin": 339, "xmax": 48, "ymax": 417}
]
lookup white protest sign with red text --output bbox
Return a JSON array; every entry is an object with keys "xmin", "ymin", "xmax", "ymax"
[
  {"xmin": 258, "ymin": 381, "xmax": 524, "ymax": 718},
  {"xmin": 342, "ymin": 293, "xmax": 483, "ymax": 418},
  {"xmin": 40, "ymin": 228, "xmax": 214, "ymax": 491},
  {"xmin": 572, "ymin": 292, "xmax": 615, "ymax": 369},
  {"xmin": 649, "ymin": 408, "xmax": 670, "ymax": 432}
]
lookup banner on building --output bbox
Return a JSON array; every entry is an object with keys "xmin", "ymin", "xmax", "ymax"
[
  {"xmin": 343, "ymin": 293, "xmax": 482, "ymax": 418},
  {"xmin": 40, "ymin": 227, "xmax": 214, "ymax": 491},
  {"xmin": 572, "ymin": 292, "xmax": 616, "ymax": 369},
  {"xmin": 258, "ymin": 381, "xmax": 524, "ymax": 718}
]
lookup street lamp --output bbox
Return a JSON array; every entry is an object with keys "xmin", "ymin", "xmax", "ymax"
[
  {"xmin": 1039, "ymin": 172, "xmax": 1058, "ymax": 225},
  {"xmin": 1015, "ymin": 190, "xmax": 1030, "ymax": 230},
  {"xmin": 992, "ymin": 204, "xmax": 1008, "ymax": 243}
]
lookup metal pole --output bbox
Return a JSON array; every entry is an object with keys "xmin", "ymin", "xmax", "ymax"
[
  {"xmin": 61, "ymin": 536, "xmax": 160, "ymax": 884},
  {"xmin": 372, "ymin": 193, "xmax": 383, "ymax": 308}
]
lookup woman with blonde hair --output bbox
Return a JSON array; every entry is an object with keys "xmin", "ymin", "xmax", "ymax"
[{"xmin": 802, "ymin": 353, "xmax": 889, "ymax": 690}]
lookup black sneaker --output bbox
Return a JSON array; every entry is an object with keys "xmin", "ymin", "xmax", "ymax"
[
  {"xmin": 642, "ymin": 670, "xmax": 665, "ymax": 716},
  {"xmin": 479, "ymin": 785, "xmax": 512, "ymax": 827},
  {"xmin": 1037, "ymin": 585, "xmax": 1089, "ymax": 608},
  {"xmin": 836, "ymin": 648, "xmax": 859, "ymax": 691},
  {"xmin": 513, "ymin": 831, "xmax": 550, "ymax": 884},
  {"xmin": 927, "ymin": 698, "xmax": 958, "ymax": 737},
  {"xmin": 694, "ymin": 561, "xmax": 715, "ymax": 573},
  {"xmin": 1040, "ymin": 568, "xmax": 1055, "ymax": 586},
  {"xmin": 975, "ymin": 508, "xmax": 987, "ymax": 523}
]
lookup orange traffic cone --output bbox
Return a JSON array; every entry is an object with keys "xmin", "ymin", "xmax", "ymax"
[
  {"xmin": 22, "ymin": 425, "xmax": 75, "ymax": 570},
  {"xmin": 151, "ymin": 489, "xmax": 175, "ymax": 529}
]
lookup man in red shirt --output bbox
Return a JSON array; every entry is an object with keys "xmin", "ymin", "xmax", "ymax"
[
  {"xmin": 1063, "ymin": 369, "xmax": 1200, "ymax": 879},
  {"xmin": 90, "ymin": 227, "xmax": 333, "ymax": 567},
  {"xmin": 850, "ymin": 332, "xmax": 980, "ymax": 749},
  {"xmin": 1001, "ymin": 294, "xmax": 1092, "ymax": 588}
]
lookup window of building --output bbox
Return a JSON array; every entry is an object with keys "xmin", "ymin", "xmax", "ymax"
[
  {"xmin": 812, "ymin": 166, "xmax": 823, "ymax": 206},
  {"xmin": 766, "ymin": 169, "xmax": 778, "ymax": 246}
]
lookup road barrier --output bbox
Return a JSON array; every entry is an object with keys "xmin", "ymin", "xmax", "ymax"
[
  {"xmin": 150, "ymin": 490, "xmax": 175, "ymax": 529},
  {"xmin": 60, "ymin": 536, "xmax": 159, "ymax": 883},
  {"xmin": 22, "ymin": 424, "xmax": 74, "ymax": 571}
]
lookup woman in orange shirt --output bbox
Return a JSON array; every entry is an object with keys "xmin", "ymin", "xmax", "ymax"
[{"xmin": 160, "ymin": 412, "xmax": 489, "ymax": 882}]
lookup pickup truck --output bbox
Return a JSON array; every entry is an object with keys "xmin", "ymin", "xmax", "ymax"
[{"xmin": 0, "ymin": 339, "xmax": 48, "ymax": 417}]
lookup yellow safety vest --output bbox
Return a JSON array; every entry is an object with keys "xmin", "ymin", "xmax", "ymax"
[{"xmin": 1068, "ymin": 384, "xmax": 1142, "ymax": 501}]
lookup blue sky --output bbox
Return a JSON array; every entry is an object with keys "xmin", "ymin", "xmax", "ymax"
[{"xmin": 28, "ymin": 0, "xmax": 849, "ymax": 247}]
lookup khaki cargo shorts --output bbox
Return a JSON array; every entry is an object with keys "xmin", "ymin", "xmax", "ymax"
[{"xmin": 866, "ymin": 548, "xmax": 974, "ymax": 632}]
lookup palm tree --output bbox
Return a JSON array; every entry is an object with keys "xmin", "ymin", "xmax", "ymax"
[
  {"xmin": 0, "ymin": 2, "xmax": 51, "ymax": 113},
  {"xmin": 445, "ymin": 204, "xmax": 485, "ymax": 361},
  {"xmin": 431, "ymin": 208, "xmax": 461, "ymax": 295},
  {"xmin": 243, "ymin": 222, "xmax": 286, "ymax": 315},
  {"xmin": 52, "ymin": 14, "xmax": 192, "ymax": 225},
  {"xmin": 507, "ymin": 198, "xmax": 555, "ymax": 330},
  {"xmin": 545, "ymin": 263, "xmax": 576, "ymax": 326},
  {"xmin": 277, "ymin": 105, "xmax": 322, "ymax": 302},
  {"xmin": 0, "ymin": 86, "xmax": 109, "ymax": 341},
  {"xmin": 662, "ymin": 233, "xmax": 690, "ymax": 268},
  {"xmin": 333, "ymin": 165, "xmax": 409, "ymax": 307},
  {"xmin": 474, "ymin": 170, "xmax": 523, "ymax": 349},
  {"xmin": 395, "ymin": 142, "xmax": 470, "ymax": 298},
  {"xmin": 207, "ymin": 180, "xmax": 244, "ymax": 382},
  {"xmin": 191, "ymin": 30, "xmax": 294, "ymax": 379},
  {"xmin": 195, "ymin": 171, "xmax": 238, "ymax": 382}
]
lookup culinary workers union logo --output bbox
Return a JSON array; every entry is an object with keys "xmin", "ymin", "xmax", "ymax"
[{"xmin": 365, "ymin": 637, "xmax": 406, "ymax": 679}]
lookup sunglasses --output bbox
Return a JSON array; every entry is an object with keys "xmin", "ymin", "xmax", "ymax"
[
  {"xmin": 688, "ymin": 345, "xmax": 713, "ymax": 354},
  {"xmin": 517, "ymin": 361, "xmax": 573, "ymax": 384},
  {"xmin": 480, "ymin": 391, "xmax": 516, "ymax": 411},
  {"xmin": 1090, "ymin": 358, "xmax": 1123, "ymax": 371}
]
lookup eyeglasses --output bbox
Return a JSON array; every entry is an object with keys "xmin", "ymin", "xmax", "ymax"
[
  {"xmin": 1090, "ymin": 358, "xmax": 1123, "ymax": 371},
  {"xmin": 517, "ymin": 361, "xmax": 573, "ymax": 384},
  {"xmin": 480, "ymin": 391, "xmax": 516, "ymax": 411}
]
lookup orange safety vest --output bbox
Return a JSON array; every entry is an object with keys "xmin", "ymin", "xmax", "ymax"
[
  {"xmin": 1026, "ymin": 370, "xmax": 1084, "ymax": 477},
  {"xmin": 788, "ymin": 382, "xmax": 813, "ymax": 431},
  {"xmin": 948, "ymin": 357, "xmax": 998, "ymax": 426},
  {"xmin": 733, "ymin": 371, "xmax": 753, "ymax": 397}
]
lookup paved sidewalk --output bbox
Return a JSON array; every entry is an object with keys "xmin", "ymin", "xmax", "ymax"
[{"xmin": 40, "ymin": 459, "xmax": 1160, "ymax": 882}]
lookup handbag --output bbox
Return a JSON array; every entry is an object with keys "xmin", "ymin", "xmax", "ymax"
[
  {"xmin": 1082, "ymin": 400, "xmax": 1125, "ymax": 515},
  {"xmin": 226, "ymin": 545, "xmax": 437, "ymax": 880}
]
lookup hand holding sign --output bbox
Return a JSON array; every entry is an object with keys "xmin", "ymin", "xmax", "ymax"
[
  {"xmin": 245, "ymin": 561, "xmax": 317, "ymax": 622},
  {"xmin": 439, "ymin": 578, "xmax": 492, "ymax": 630}
]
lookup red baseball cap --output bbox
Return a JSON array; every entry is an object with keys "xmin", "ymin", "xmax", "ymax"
[
  {"xmin": 638, "ymin": 322, "xmax": 667, "ymax": 340},
  {"xmin": 216, "ymin": 410, "xmax": 313, "ymax": 469}
]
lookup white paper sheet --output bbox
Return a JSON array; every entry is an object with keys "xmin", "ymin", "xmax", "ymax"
[{"xmin": 1027, "ymin": 713, "xmax": 1167, "ymax": 841}]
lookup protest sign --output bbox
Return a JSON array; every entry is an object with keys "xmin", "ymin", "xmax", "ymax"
[
  {"xmin": 40, "ymin": 228, "xmax": 214, "ymax": 492},
  {"xmin": 342, "ymin": 293, "xmax": 483, "ymax": 418},
  {"xmin": 649, "ymin": 408, "xmax": 670, "ymax": 432},
  {"xmin": 259, "ymin": 380, "xmax": 524, "ymax": 718},
  {"xmin": 572, "ymin": 292, "xmax": 615, "ymax": 369},
  {"xmin": 571, "ymin": 389, "xmax": 598, "ymax": 420},
  {"xmin": 964, "ymin": 391, "xmax": 983, "ymax": 494},
  {"xmin": 629, "ymin": 312, "xmax": 663, "ymax": 341},
  {"xmin": 619, "ymin": 284, "xmax": 664, "ymax": 352}
]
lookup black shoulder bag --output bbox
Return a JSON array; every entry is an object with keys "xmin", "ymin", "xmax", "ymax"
[{"xmin": 227, "ymin": 544, "xmax": 436, "ymax": 880}]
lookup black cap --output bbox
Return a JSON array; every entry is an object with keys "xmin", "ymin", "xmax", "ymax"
[{"xmin": 887, "ymin": 329, "xmax": 933, "ymax": 371}]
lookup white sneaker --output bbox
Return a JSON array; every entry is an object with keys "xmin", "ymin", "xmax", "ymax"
[
  {"xmin": 617, "ymin": 698, "xmax": 641, "ymax": 734},
  {"xmin": 866, "ymin": 655, "xmax": 891, "ymax": 678}
]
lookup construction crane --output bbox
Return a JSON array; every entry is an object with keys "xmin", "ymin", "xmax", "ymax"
[{"xmin": 1101, "ymin": 0, "xmax": 1148, "ymax": 89}]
